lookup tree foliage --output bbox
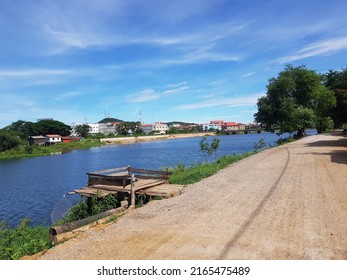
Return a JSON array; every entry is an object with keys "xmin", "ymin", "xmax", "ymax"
[
  {"xmin": 115, "ymin": 122, "xmax": 141, "ymax": 135},
  {"xmin": 255, "ymin": 65, "xmax": 336, "ymax": 136},
  {"xmin": 0, "ymin": 132, "xmax": 21, "ymax": 152},
  {"xmin": 200, "ymin": 136, "xmax": 220, "ymax": 161},
  {"xmin": 75, "ymin": 124, "xmax": 90, "ymax": 138},
  {"xmin": 323, "ymin": 68, "xmax": 347, "ymax": 127},
  {"xmin": 3, "ymin": 120, "xmax": 71, "ymax": 138}
]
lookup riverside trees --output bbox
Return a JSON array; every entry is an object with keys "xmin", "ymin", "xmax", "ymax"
[{"xmin": 255, "ymin": 65, "xmax": 336, "ymax": 137}]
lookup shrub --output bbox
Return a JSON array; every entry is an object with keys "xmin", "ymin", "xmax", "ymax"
[{"xmin": 0, "ymin": 219, "xmax": 51, "ymax": 260}]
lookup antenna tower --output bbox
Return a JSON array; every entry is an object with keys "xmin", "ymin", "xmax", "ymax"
[{"xmin": 139, "ymin": 110, "xmax": 143, "ymax": 124}]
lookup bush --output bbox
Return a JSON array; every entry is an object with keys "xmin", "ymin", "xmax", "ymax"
[
  {"xmin": 168, "ymin": 152, "xmax": 255, "ymax": 185},
  {"xmin": 0, "ymin": 219, "xmax": 51, "ymax": 260},
  {"xmin": 58, "ymin": 194, "xmax": 119, "ymax": 224}
]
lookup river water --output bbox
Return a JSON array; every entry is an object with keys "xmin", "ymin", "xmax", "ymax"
[{"xmin": 0, "ymin": 132, "xmax": 302, "ymax": 227}]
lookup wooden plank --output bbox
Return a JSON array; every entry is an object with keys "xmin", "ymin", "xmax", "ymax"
[
  {"xmin": 129, "ymin": 167, "xmax": 171, "ymax": 175},
  {"xmin": 88, "ymin": 166, "xmax": 128, "ymax": 175},
  {"xmin": 73, "ymin": 188, "xmax": 114, "ymax": 197},
  {"xmin": 91, "ymin": 184, "xmax": 131, "ymax": 192}
]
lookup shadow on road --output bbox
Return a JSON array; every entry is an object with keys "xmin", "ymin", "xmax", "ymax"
[{"xmin": 303, "ymin": 134, "xmax": 347, "ymax": 165}]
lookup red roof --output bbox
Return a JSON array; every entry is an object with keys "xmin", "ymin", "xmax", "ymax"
[
  {"xmin": 224, "ymin": 122, "xmax": 238, "ymax": 126},
  {"xmin": 210, "ymin": 120, "xmax": 224, "ymax": 124},
  {"xmin": 45, "ymin": 134, "xmax": 62, "ymax": 137}
]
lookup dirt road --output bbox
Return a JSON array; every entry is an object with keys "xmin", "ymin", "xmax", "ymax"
[{"xmin": 39, "ymin": 133, "xmax": 347, "ymax": 260}]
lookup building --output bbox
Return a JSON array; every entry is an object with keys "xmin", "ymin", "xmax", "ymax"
[
  {"xmin": 153, "ymin": 122, "xmax": 168, "ymax": 134},
  {"xmin": 71, "ymin": 123, "xmax": 100, "ymax": 136},
  {"xmin": 222, "ymin": 122, "xmax": 246, "ymax": 132},
  {"xmin": 99, "ymin": 122, "xmax": 118, "ymax": 135},
  {"xmin": 139, "ymin": 124, "xmax": 154, "ymax": 134},
  {"xmin": 45, "ymin": 134, "xmax": 62, "ymax": 146},
  {"xmin": 209, "ymin": 120, "xmax": 224, "ymax": 131},
  {"xmin": 28, "ymin": 135, "xmax": 46, "ymax": 146},
  {"xmin": 61, "ymin": 136, "xmax": 80, "ymax": 143}
]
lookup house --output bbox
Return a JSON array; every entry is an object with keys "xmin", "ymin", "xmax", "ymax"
[
  {"xmin": 70, "ymin": 122, "xmax": 100, "ymax": 136},
  {"xmin": 153, "ymin": 122, "xmax": 168, "ymax": 134},
  {"xmin": 139, "ymin": 124, "xmax": 154, "ymax": 134},
  {"xmin": 222, "ymin": 122, "xmax": 246, "ymax": 132},
  {"xmin": 28, "ymin": 135, "xmax": 46, "ymax": 146},
  {"xmin": 209, "ymin": 120, "xmax": 224, "ymax": 131},
  {"xmin": 45, "ymin": 134, "xmax": 62, "ymax": 146},
  {"xmin": 61, "ymin": 136, "xmax": 80, "ymax": 143}
]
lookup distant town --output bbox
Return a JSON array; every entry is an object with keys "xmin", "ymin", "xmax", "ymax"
[
  {"xmin": 27, "ymin": 118, "xmax": 261, "ymax": 147},
  {"xmin": 70, "ymin": 119, "xmax": 261, "ymax": 136}
]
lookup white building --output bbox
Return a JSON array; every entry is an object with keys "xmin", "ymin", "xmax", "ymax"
[
  {"xmin": 71, "ymin": 123, "xmax": 100, "ymax": 136},
  {"xmin": 45, "ymin": 134, "xmax": 62, "ymax": 145},
  {"xmin": 153, "ymin": 122, "xmax": 168, "ymax": 134}
]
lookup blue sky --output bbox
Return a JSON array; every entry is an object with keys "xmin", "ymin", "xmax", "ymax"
[{"xmin": 1, "ymin": 0, "xmax": 347, "ymax": 128}]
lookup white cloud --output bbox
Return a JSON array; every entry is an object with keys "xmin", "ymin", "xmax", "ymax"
[
  {"xmin": 0, "ymin": 68, "xmax": 73, "ymax": 78},
  {"xmin": 241, "ymin": 72, "xmax": 256, "ymax": 78},
  {"xmin": 166, "ymin": 81, "xmax": 187, "ymax": 88},
  {"xmin": 54, "ymin": 91, "xmax": 83, "ymax": 101},
  {"xmin": 175, "ymin": 93, "xmax": 263, "ymax": 110},
  {"xmin": 276, "ymin": 37, "xmax": 347, "ymax": 63},
  {"xmin": 162, "ymin": 86, "xmax": 189, "ymax": 95},
  {"xmin": 125, "ymin": 89, "xmax": 160, "ymax": 103}
]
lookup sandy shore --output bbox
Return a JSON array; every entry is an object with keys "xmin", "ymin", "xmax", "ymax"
[
  {"xmin": 39, "ymin": 133, "xmax": 347, "ymax": 260},
  {"xmin": 100, "ymin": 132, "xmax": 215, "ymax": 144}
]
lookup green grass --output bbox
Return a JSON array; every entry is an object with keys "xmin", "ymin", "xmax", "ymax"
[
  {"xmin": 0, "ymin": 139, "xmax": 103, "ymax": 160},
  {"xmin": 168, "ymin": 152, "xmax": 256, "ymax": 185},
  {"xmin": 0, "ymin": 219, "xmax": 51, "ymax": 260}
]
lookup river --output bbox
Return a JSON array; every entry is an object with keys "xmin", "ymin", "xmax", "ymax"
[{"xmin": 0, "ymin": 132, "xmax": 305, "ymax": 228}]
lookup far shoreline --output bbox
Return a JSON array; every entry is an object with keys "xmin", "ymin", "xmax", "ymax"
[{"xmin": 100, "ymin": 132, "xmax": 216, "ymax": 145}]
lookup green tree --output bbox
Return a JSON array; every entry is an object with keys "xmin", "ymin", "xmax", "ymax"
[
  {"xmin": 255, "ymin": 65, "xmax": 336, "ymax": 136},
  {"xmin": 35, "ymin": 120, "xmax": 71, "ymax": 136},
  {"xmin": 200, "ymin": 136, "xmax": 220, "ymax": 161},
  {"xmin": 0, "ymin": 132, "xmax": 21, "ymax": 152},
  {"xmin": 323, "ymin": 68, "xmax": 347, "ymax": 127},
  {"xmin": 75, "ymin": 124, "xmax": 90, "ymax": 138},
  {"xmin": 115, "ymin": 122, "xmax": 141, "ymax": 135}
]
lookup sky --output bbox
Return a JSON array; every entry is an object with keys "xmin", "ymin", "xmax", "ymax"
[{"xmin": 1, "ymin": 0, "xmax": 347, "ymax": 128}]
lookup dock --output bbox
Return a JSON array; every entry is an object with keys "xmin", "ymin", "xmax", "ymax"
[{"xmin": 68, "ymin": 166, "xmax": 185, "ymax": 207}]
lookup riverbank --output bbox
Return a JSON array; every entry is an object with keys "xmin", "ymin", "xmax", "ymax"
[
  {"xmin": 0, "ymin": 132, "xmax": 216, "ymax": 160},
  {"xmin": 100, "ymin": 132, "xmax": 215, "ymax": 144},
  {"xmin": 39, "ymin": 132, "xmax": 347, "ymax": 260}
]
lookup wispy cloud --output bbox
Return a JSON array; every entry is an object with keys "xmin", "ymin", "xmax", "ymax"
[
  {"xmin": 241, "ymin": 72, "xmax": 256, "ymax": 78},
  {"xmin": 125, "ymin": 89, "xmax": 160, "ymax": 103},
  {"xmin": 175, "ymin": 93, "xmax": 263, "ymax": 110},
  {"xmin": 166, "ymin": 81, "xmax": 187, "ymax": 88},
  {"xmin": 54, "ymin": 91, "xmax": 83, "ymax": 101},
  {"xmin": 276, "ymin": 37, "xmax": 347, "ymax": 63},
  {"xmin": 162, "ymin": 86, "xmax": 189, "ymax": 95},
  {"xmin": 0, "ymin": 68, "xmax": 73, "ymax": 78}
]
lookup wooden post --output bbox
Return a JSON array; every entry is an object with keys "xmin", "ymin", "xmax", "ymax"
[{"xmin": 130, "ymin": 174, "xmax": 136, "ymax": 208}]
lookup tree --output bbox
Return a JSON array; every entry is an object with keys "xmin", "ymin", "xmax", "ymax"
[
  {"xmin": 255, "ymin": 65, "xmax": 336, "ymax": 136},
  {"xmin": 115, "ymin": 122, "xmax": 141, "ymax": 135},
  {"xmin": 35, "ymin": 120, "xmax": 71, "ymax": 136},
  {"xmin": 75, "ymin": 124, "xmax": 90, "ymax": 138},
  {"xmin": 200, "ymin": 136, "xmax": 220, "ymax": 161},
  {"xmin": 0, "ymin": 132, "xmax": 21, "ymax": 152},
  {"xmin": 323, "ymin": 68, "xmax": 347, "ymax": 127}
]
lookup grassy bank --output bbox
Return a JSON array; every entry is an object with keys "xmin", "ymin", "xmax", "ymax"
[
  {"xmin": 0, "ymin": 139, "xmax": 103, "ymax": 160},
  {"xmin": 168, "ymin": 152, "xmax": 257, "ymax": 185}
]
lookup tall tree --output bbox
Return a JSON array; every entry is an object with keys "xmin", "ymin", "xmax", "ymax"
[
  {"xmin": 255, "ymin": 65, "xmax": 336, "ymax": 136},
  {"xmin": 323, "ymin": 68, "xmax": 347, "ymax": 127},
  {"xmin": 75, "ymin": 124, "xmax": 90, "ymax": 138}
]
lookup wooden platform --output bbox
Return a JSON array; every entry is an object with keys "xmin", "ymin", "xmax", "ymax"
[{"xmin": 68, "ymin": 166, "xmax": 185, "ymax": 201}]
